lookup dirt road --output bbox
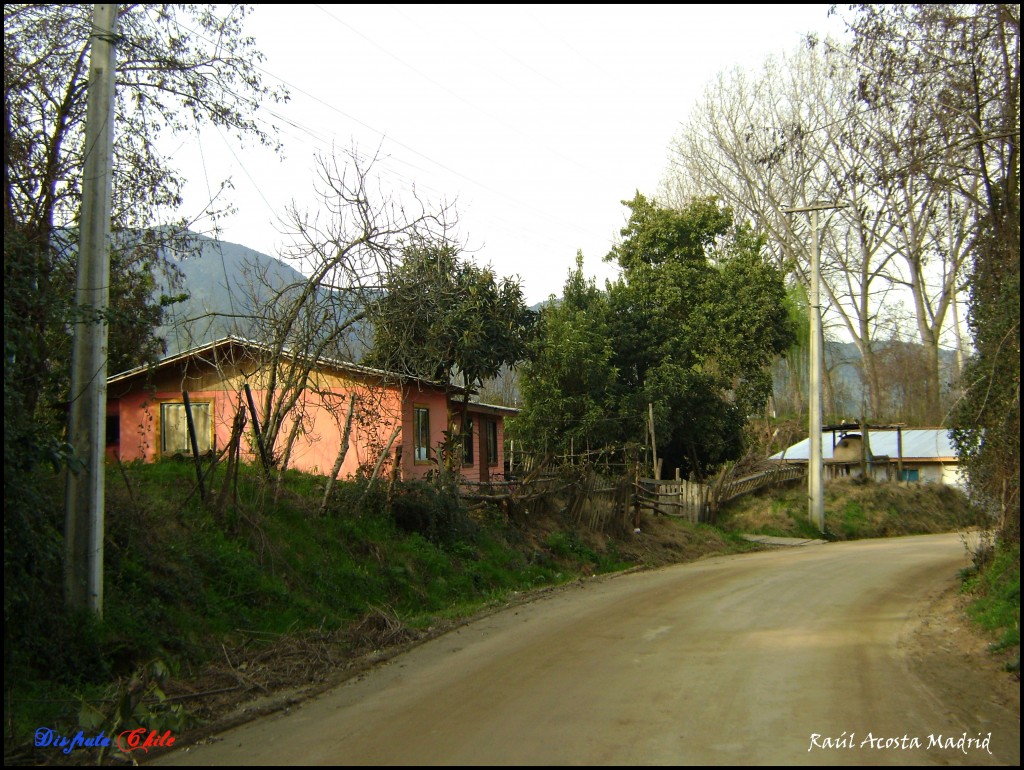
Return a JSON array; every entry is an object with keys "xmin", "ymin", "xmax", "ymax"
[{"xmin": 151, "ymin": 533, "xmax": 1019, "ymax": 765}]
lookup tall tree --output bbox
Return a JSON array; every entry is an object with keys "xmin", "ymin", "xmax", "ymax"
[
  {"xmin": 844, "ymin": 4, "xmax": 1024, "ymax": 537},
  {"xmin": 515, "ymin": 254, "xmax": 619, "ymax": 454},
  {"xmin": 4, "ymin": 3, "xmax": 286, "ymax": 668},
  {"xmin": 4, "ymin": 3, "xmax": 286, "ymax": 425},
  {"xmin": 665, "ymin": 35, "xmax": 979, "ymax": 423},
  {"xmin": 366, "ymin": 238, "xmax": 536, "ymax": 462},
  {"xmin": 518, "ymin": 195, "xmax": 794, "ymax": 478}
]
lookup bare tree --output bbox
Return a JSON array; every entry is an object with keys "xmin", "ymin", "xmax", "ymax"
[
  {"xmin": 243, "ymin": 149, "xmax": 457, "ymax": 482},
  {"xmin": 665, "ymin": 44, "xmax": 895, "ymax": 418},
  {"xmin": 664, "ymin": 36, "xmax": 977, "ymax": 423}
]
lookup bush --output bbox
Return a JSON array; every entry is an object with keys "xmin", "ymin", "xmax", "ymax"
[
  {"xmin": 964, "ymin": 541, "xmax": 1021, "ymax": 667},
  {"xmin": 389, "ymin": 480, "xmax": 475, "ymax": 545}
]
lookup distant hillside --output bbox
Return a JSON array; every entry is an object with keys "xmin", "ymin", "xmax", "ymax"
[{"xmin": 154, "ymin": 232, "xmax": 307, "ymax": 355}]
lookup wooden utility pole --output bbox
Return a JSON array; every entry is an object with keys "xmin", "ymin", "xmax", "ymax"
[{"xmin": 65, "ymin": 4, "xmax": 119, "ymax": 615}]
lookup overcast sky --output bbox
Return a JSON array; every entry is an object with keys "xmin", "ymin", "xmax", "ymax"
[{"xmin": 172, "ymin": 4, "xmax": 847, "ymax": 305}]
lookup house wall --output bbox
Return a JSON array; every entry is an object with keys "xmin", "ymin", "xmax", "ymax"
[
  {"xmin": 941, "ymin": 463, "xmax": 965, "ymax": 488},
  {"xmin": 107, "ymin": 345, "xmax": 511, "ymax": 485},
  {"xmin": 444, "ymin": 407, "xmax": 508, "ymax": 484},
  {"xmin": 270, "ymin": 383, "xmax": 404, "ymax": 478},
  {"xmin": 467, "ymin": 407, "xmax": 506, "ymax": 483},
  {"xmin": 821, "ymin": 459, "xmax": 958, "ymax": 486},
  {"xmin": 108, "ymin": 358, "xmax": 407, "ymax": 478},
  {"xmin": 905, "ymin": 462, "xmax": 947, "ymax": 485},
  {"xmin": 109, "ymin": 388, "xmax": 231, "ymax": 464},
  {"xmin": 400, "ymin": 386, "xmax": 450, "ymax": 480}
]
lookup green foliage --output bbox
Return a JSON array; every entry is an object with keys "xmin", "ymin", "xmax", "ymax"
[
  {"xmin": 518, "ymin": 194, "xmax": 794, "ymax": 477},
  {"xmin": 962, "ymin": 541, "xmax": 1020, "ymax": 670},
  {"xmin": 389, "ymin": 479, "xmax": 476, "ymax": 545},
  {"xmin": 841, "ymin": 500, "xmax": 866, "ymax": 540},
  {"xmin": 78, "ymin": 658, "xmax": 192, "ymax": 764},
  {"xmin": 720, "ymin": 478, "xmax": 981, "ymax": 540},
  {"xmin": 368, "ymin": 240, "xmax": 537, "ymax": 390},
  {"xmin": 607, "ymin": 194, "xmax": 732, "ymax": 270},
  {"xmin": 542, "ymin": 531, "xmax": 630, "ymax": 573},
  {"xmin": 367, "ymin": 240, "xmax": 537, "ymax": 460},
  {"xmin": 4, "ymin": 6, "xmax": 287, "ymax": 670},
  {"xmin": 514, "ymin": 253, "xmax": 619, "ymax": 451},
  {"xmin": 9, "ymin": 460, "xmax": 658, "ymax": 748},
  {"xmin": 951, "ymin": 221, "xmax": 1020, "ymax": 541}
]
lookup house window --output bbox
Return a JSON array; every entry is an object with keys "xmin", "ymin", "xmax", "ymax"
[
  {"xmin": 160, "ymin": 401, "xmax": 212, "ymax": 455},
  {"xmin": 487, "ymin": 420, "xmax": 499, "ymax": 466},
  {"xmin": 105, "ymin": 414, "xmax": 120, "ymax": 447},
  {"xmin": 462, "ymin": 417, "xmax": 474, "ymax": 465},
  {"xmin": 901, "ymin": 468, "xmax": 920, "ymax": 482},
  {"xmin": 414, "ymin": 406, "xmax": 430, "ymax": 463}
]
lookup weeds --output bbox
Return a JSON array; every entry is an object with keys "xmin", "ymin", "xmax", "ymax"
[
  {"xmin": 961, "ymin": 539, "xmax": 1020, "ymax": 672},
  {"xmin": 5, "ymin": 461, "xmax": 657, "ymax": 755},
  {"xmin": 718, "ymin": 477, "xmax": 981, "ymax": 540}
]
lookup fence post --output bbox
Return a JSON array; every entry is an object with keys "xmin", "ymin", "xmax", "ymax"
[
  {"xmin": 633, "ymin": 464, "xmax": 641, "ymax": 529},
  {"xmin": 182, "ymin": 391, "xmax": 206, "ymax": 502}
]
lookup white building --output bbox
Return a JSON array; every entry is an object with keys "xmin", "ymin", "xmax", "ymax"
[{"xmin": 770, "ymin": 427, "xmax": 963, "ymax": 487}]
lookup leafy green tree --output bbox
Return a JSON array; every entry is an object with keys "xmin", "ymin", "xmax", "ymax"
[
  {"xmin": 514, "ymin": 254, "xmax": 619, "ymax": 454},
  {"xmin": 519, "ymin": 194, "xmax": 794, "ymax": 478},
  {"xmin": 609, "ymin": 194, "xmax": 794, "ymax": 477},
  {"xmin": 367, "ymin": 240, "xmax": 536, "ymax": 452},
  {"xmin": 952, "ymin": 210, "xmax": 1020, "ymax": 542}
]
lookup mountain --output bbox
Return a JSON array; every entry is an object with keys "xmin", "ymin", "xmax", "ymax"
[{"xmin": 153, "ymin": 232, "xmax": 307, "ymax": 355}]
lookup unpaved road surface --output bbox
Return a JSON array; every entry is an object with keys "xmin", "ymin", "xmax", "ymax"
[{"xmin": 152, "ymin": 533, "xmax": 1019, "ymax": 765}]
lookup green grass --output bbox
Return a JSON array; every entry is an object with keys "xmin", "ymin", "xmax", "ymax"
[
  {"xmin": 718, "ymin": 476, "xmax": 982, "ymax": 540},
  {"xmin": 962, "ymin": 541, "xmax": 1020, "ymax": 670},
  {"xmin": 4, "ymin": 459, "xmax": 641, "ymax": 750},
  {"xmin": 11, "ymin": 460, "xmax": 997, "ymax": 757}
]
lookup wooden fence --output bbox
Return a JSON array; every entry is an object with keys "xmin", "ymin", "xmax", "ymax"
[
  {"xmin": 461, "ymin": 456, "xmax": 807, "ymax": 531},
  {"xmin": 636, "ymin": 477, "xmax": 710, "ymax": 523},
  {"xmin": 461, "ymin": 464, "xmax": 636, "ymax": 533},
  {"xmin": 636, "ymin": 463, "xmax": 808, "ymax": 524},
  {"xmin": 717, "ymin": 464, "xmax": 806, "ymax": 504}
]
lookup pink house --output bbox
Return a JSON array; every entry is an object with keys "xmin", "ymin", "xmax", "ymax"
[{"xmin": 105, "ymin": 337, "xmax": 514, "ymax": 484}]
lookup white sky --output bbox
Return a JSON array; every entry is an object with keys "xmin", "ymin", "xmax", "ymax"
[{"xmin": 172, "ymin": 4, "xmax": 847, "ymax": 305}]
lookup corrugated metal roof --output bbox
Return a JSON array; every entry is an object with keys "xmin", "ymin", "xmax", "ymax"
[
  {"xmin": 107, "ymin": 335, "xmax": 451, "ymax": 390},
  {"xmin": 770, "ymin": 429, "xmax": 958, "ymax": 462}
]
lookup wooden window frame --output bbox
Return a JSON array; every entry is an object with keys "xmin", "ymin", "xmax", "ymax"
[
  {"xmin": 157, "ymin": 399, "xmax": 214, "ymax": 457},
  {"xmin": 413, "ymin": 405, "xmax": 431, "ymax": 464},
  {"xmin": 487, "ymin": 419, "xmax": 499, "ymax": 466}
]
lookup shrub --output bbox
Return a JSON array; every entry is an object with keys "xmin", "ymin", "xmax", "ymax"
[{"xmin": 389, "ymin": 480, "xmax": 475, "ymax": 545}]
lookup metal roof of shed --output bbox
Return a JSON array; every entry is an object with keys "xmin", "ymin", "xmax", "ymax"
[{"xmin": 770, "ymin": 428, "xmax": 958, "ymax": 462}]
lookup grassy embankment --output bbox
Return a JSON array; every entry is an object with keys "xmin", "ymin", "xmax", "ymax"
[
  {"xmin": 6, "ymin": 463, "xmax": 1016, "ymax": 764},
  {"xmin": 5, "ymin": 459, "xmax": 741, "ymax": 762}
]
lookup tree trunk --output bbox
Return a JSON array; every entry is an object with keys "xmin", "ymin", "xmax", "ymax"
[{"xmin": 318, "ymin": 393, "xmax": 356, "ymax": 517}]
